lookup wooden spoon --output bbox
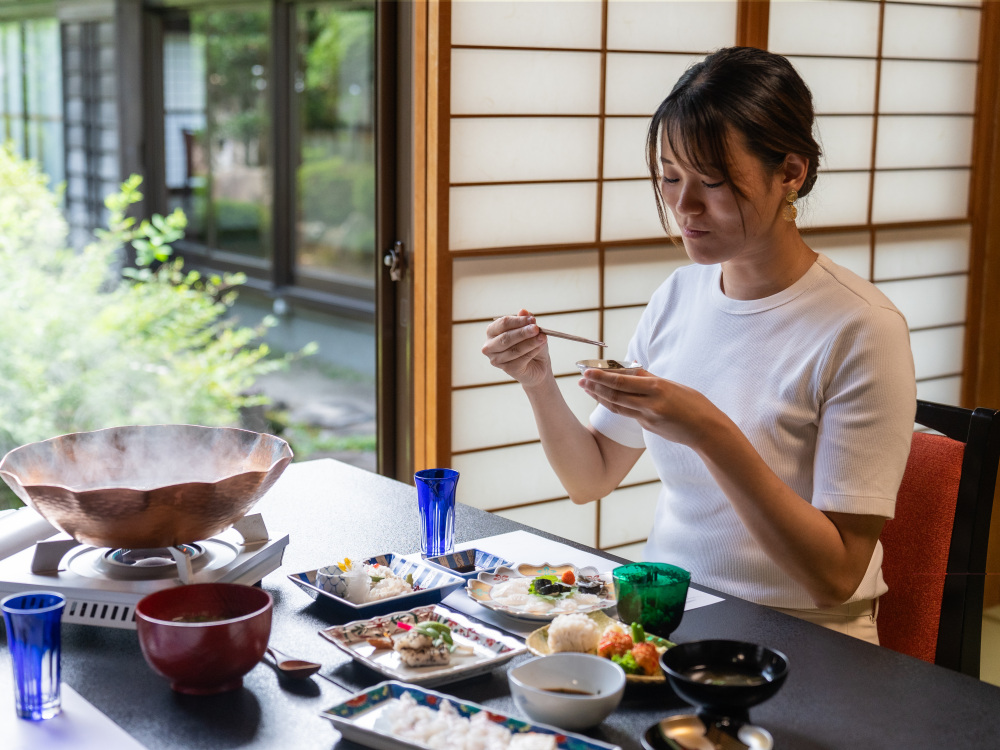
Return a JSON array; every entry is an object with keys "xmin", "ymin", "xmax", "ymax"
[{"xmin": 266, "ymin": 646, "xmax": 322, "ymax": 679}]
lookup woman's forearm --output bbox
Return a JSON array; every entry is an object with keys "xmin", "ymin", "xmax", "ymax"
[
  {"xmin": 694, "ymin": 412, "xmax": 883, "ymax": 608},
  {"xmin": 523, "ymin": 377, "xmax": 639, "ymax": 504}
]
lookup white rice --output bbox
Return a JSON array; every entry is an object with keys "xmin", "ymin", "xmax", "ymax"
[
  {"xmin": 547, "ymin": 613, "xmax": 601, "ymax": 653},
  {"xmin": 368, "ymin": 576, "xmax": 412, "ymax": 601},
  {"xmin": 376, "ymin": 692, "xmax": 557, "ymax": 750}
]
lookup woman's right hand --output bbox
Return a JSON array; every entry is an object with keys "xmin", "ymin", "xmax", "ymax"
[{"xmin": 482, "ymin": 309, "xmax": 552, "ymax": 388}]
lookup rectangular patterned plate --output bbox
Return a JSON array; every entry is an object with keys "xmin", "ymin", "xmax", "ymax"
[
  {"xmin": 322, "ymin": 680, "xmax": 623, "ymax": 750},
  {"xmin": 319, "ymin": 604, "xmax": 525, "ymax": 687},
  {"xmin": 288, "ymin": 554, "xmax": 465, "ymax": 620}
]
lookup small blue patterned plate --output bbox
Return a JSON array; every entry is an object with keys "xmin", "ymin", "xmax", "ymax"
[
  {"xmin": 288, "ymin": 554, "xmax": 465, "ymax": 620},
  {"xmin": 421, "ymin": 548, "xmax": 513, "ymax": 580}
]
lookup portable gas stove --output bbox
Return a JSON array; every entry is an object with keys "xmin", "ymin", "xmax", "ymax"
[{"xmin": 0, "ymin": 510, "xmax": 288, "ymax": 630}]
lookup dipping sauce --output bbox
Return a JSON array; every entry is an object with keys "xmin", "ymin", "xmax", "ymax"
[
  {"xmin": 683, "ymin": 667, "xmax": 769, "ymax": 687},
  {"xmin": 541, "ymin": 687, "xmax": 595, "ymax": 696}
]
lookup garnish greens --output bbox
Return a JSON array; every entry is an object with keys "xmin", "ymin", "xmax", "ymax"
[
  {"xmin": 612, "ymin": 652, "xmax": 641, "ymax": 674},
  {"xmin": 528, "ymin": 575, "xmax": 572, "ymax": 600},
  {"xmin": 412, "ymin": 621, "xmax": 456, "ymax": 651}
]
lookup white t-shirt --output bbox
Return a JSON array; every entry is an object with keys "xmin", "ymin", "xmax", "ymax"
[{"xmin": 590, "ymin": 254, "xmax": 916, "ymax": 609}]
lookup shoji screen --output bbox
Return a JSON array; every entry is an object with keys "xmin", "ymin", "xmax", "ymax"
[
  {"xmin": 441, "ymin": 0, "xmax": 983, "ymax": 558},
  {"xmin": 447, "ymin": 1, "xmax": 737, "ymax": 558},
  {"xmin": 769, "ymin": 0, "xmax": 981, "ymax": 408}
]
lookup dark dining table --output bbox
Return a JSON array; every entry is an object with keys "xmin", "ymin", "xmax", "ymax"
[{"xmin": 4, "ymin": 457, "xmax": 1000, "ymax": 749}]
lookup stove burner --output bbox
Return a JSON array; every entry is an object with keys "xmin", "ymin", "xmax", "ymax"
[
  {"xmin": 95, "ymin": 544, "xmax": 211, "ymax": 580},
  {"xmin": 109, "ymin": 545, "xmax": 202, "ymax": 567}
]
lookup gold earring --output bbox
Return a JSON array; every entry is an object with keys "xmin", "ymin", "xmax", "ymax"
[{"xmin": 783, "ymin": 189, "xmax": 798, "ymax": 222}]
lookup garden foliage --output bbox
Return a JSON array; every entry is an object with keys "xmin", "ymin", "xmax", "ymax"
[{"xmin": 0, "ymin": 145, "xmax": 311, "ymax": 466}]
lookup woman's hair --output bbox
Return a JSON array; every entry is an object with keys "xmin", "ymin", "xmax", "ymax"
[{"xmin": 646, "ymin": 46, "xmax": 822, "ymax": 232}]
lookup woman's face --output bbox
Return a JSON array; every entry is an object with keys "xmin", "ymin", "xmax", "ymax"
[{"xmin": 658, "ymin": 131, "xmax": 787, "ymax": 266}]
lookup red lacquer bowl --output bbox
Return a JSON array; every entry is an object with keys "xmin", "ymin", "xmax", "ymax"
[{"xmin": 136, "ymin": 583, "xmax": 273, "ymax": 695}]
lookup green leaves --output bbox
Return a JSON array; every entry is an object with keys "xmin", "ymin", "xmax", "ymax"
[
  {"xmin": 611, "ymin": 652, "xmax": 641, "ymax": 674},
  {"xmin": 100, "ymin": 175, "xmax": 188, "ymax": 266},
  {"xmin": 0, "ymin": 146, "xmax": 309, "ymax": 511},
  {"xmin": 412, "ymin": 621, "xmax": 455, "ymax": 650}
]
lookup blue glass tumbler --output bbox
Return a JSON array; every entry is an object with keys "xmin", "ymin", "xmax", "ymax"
[
  {"xmin": 414, "ymin": 468, "xmax": 458, "ymax": 557},
  {"xmin": 2, "ymin": 590, "xmax": 66, "ymax": 720}
]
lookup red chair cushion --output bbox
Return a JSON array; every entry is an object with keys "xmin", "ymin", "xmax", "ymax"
[{"xmin": 878, "ymin": 431, "xmax": 965, "ymax": 663}]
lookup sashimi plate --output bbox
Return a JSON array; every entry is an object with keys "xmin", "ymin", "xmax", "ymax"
[
  {"xmin": 289, "ymin": 553, "xmax": 465, "ymax": 620},
  {"xmin": 465, "ymin": 562, "xmax": 616, "ymax": 622},
  {"xmin": 525, "ymin": 610, "xmax": 673, "ymax": 684},
  {"xmin": 319, "ymin": 604, "xmax": 526, "ymax": 687},
  {"xmin": 322, "ymin": 680, "xmax": 623, "ymax": 750}
]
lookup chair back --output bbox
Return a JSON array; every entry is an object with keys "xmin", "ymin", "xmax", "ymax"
[{"xmin": 878, "ymin": 400, "xmax": 1000, "ymax": 676}]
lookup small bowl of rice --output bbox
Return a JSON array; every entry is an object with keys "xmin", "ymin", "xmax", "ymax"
[
  {"xmin": 546, "ymin": 612, "xmax": 603, "ymax": 653},
  {"xmin": 508, "ymin": 653, "xmax": 626, "ymax": 730}
]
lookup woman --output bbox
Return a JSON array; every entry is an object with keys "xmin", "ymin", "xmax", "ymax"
[{"xmin": 481, "ymin": 47, "xmax": 915, "ymax": 644}]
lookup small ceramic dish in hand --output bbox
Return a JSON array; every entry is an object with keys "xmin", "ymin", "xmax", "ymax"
[
  {"xmin": 576, "ymin": 359, "xmax": 642, "ymax": 375},
  {"xmin": 465, "ymin": 563, "xmax": 616, "ymax": 621},
  {"xmin": 508, "ymin": 653, "xmax": 626, "ymax": 730},
  {"xmin": 421, "ymin": 548, "xmax": 513, "ymax": 580}
]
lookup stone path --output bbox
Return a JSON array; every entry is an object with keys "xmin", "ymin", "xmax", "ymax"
[{"xmin": 253, "ymin": 360, "xmax": 377, "ymax": 472}]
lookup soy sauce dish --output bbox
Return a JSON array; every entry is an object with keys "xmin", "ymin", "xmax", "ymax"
[{"xmin": 507, "ymin": 652, "xmax": 626, "ymax": 731}]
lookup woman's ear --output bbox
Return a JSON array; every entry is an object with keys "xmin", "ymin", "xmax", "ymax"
[{"xmin": 781, "ymin": 153, "xmax": 809, "ymax": 192}]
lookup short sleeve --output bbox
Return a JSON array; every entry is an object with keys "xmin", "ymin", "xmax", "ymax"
[
  {"xmin": 590, "ymin": 404, "xmax": 646, "ymax": 448},
  {"xmin": 812, "ymin": 305, "xmax": 916, "ymax": 518}
]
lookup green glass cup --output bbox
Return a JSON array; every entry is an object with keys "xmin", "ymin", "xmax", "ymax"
[{"xmin": 612, "ymin": 562, "xmax": 691, "ymax": 638}]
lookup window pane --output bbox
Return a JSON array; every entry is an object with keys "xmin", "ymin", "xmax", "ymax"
[
  {"xmin": 879, "ymin": 60, "xmax": 977, "ymax": 114},
  {"xmin": 606, "ymin": 0, "xmax": 737, "ymax": 53},
  {"xmin": 604, "ymin": 52, "xmax": 703, "ymax": 115},
  {"xmin": 451, "ymin": 117, "xmax": 600, "ymax": 183},
  {"xmin": 599, "ymin": 483, "xmax": 659, "ymax": 548},
  {"xmin": 601, "ymin": 179, "xmax": 666, "ymax": 241},
  {"xmin": 882, "ymin": 3, "xmax": 980, "ymax": 61},
  {"xmin": 788, "ymin": 56, "xmax": 877, "ymax": 114},
  {"xmin": 452, "ymin": 444, "xmax": 571, "ymax": 511},
  {"xmin": 452, "ymin": 0, "xmax": 603, "ymax": 49},
  {"xmin": 452, "ymin": 251, "xmax": 600, "ymax": 320},
  {"xmin": 295, "ymin": 3, "xmax": 376, "ymax": 289},
  {"xmin": 799, "ymin": 171, "xmax": 870, "ymax": 228},
  {"xmin": 450, "ymin": 182, "xmax": 598, "ymax": 250},
  {"xmin": 452, "ymin": 48, "xmax": 602, "ymax": 115},
  {"xmin": 815, "ymin": 115, "xmax": 873, "ymax": 171},
  {"xmin": 872, "ymin": 168, "xmax": 969, "ymax": 223},
  {"xmin": 770, "ymin": 0, "xmax": 880, "ymax": 58},
  {"xmin": 603, "ymin": 117, "xmax": 653, "ymax": 179},
  {"xmin": 874, "ymin": 225, "xmax": 971, "ymax": 280},
  {"xmin": 162, "ymin": 7, "xmax": 272, "ymax": 260},
  {"xmin": 875, "ymin": 115, "xmax": 973, "ymax": 170}
]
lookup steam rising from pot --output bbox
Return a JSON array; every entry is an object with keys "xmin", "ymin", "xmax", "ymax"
[{"xmin": 0, "ymin": 425, "xmax": 292, "ymax": 548}]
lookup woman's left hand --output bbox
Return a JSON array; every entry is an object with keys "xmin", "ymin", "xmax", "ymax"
[{"xmin": 579, "ymin": 368, "xmax": 722, "ymax": 449}]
